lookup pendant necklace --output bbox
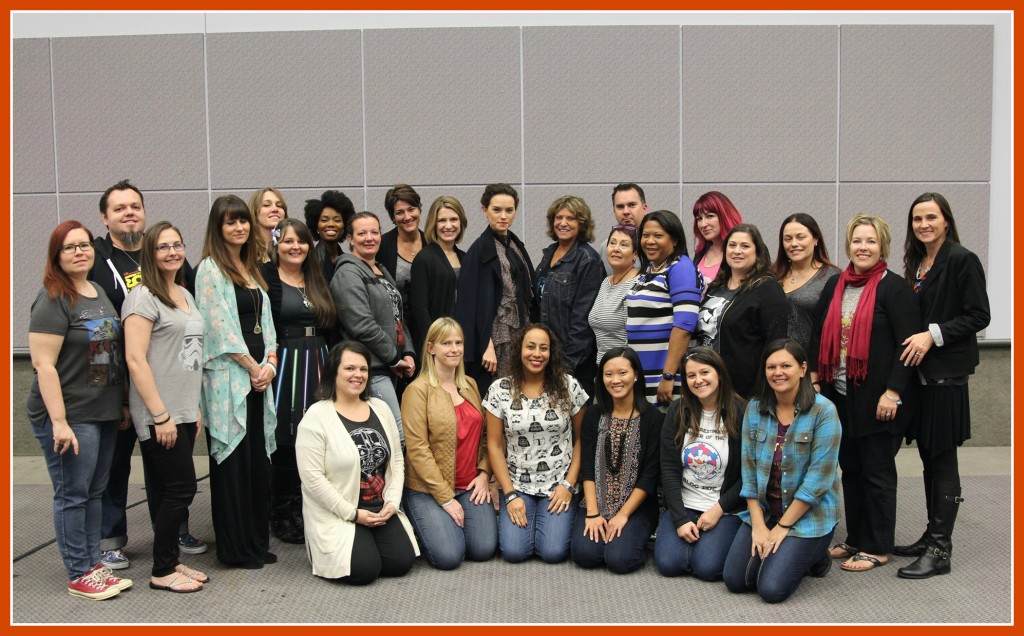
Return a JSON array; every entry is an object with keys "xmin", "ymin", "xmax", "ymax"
[{"xmin": 248, "ymin": 286, "xmax": 263, "ymax": 334}]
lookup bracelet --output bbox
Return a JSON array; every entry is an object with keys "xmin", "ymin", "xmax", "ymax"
[
  {"xmin": 585, "ymin": 513, "xmax": 601, "ymax": 519},
  {"xmin": 777, "ymin": 521, "xmax": 794, "ymax": 529},
  {"xmin": 883, "ymin": 393, "xmax": 903, "ymax": 405},
  {"xmin": 441, "ymin": 499, "xmax": 455, "ymax": 508},
  {"xmin": 266, "ymin": 361, "xmax": 277, "ymax": 372},
  {"xmin": 150, "ymin": 410, "xmax": 168, "ymax": 420},
  {"xmin": 153, "ymin": 416, "xmax": 171, "ymax": 425},
  {"xmin": 241, "ymin": 357, "xmax": 254, "ymax": 370}
]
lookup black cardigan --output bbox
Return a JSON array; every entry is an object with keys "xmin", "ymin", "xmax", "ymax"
[
  {"xmin": 408, "ymin": 242, "xmax": 466, "ymax": 356},
  {"xmin": 579, "ymin": 406, "xmax": 663, "ymax": 518},
  {"xmin": 660, "ymin": 397, "xmax": 745, "ymax": 528},
  {"xmin": 703, "ymin": 276, "xmax": 788, "ymax": 398},
  {"xmin": 377, "ymin": 227, "xmax": 427, "ymax": 280},
  {"xmin": 914, "ymin": 241, "xmax": 990, "ymax": 379},
  {"xmin": 811, "ymin": 270, "xmax": 922, "ymax": 437}
]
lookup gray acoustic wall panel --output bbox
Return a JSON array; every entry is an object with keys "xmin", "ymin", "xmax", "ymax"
[
  {"xmin": 838, "ymin": 183, "xmax": 989, "ymax": 275},
  {"xmin": 364, "ymin": 28, "xmax": 522, "ymax": 187},
  {"xmin": 682, "ymin": 26, "xmax": 838, "ymax": 184},
  {"xmin": 13, "ymin": 196, "xmax": 60, "ymax": 349},
  {"xmin": 682, "ymin": 184, "xmax": 838, "ymax": 260},
  {"xmin": 50, "ymin": 34, "xmax": 208, "ymax": 192},
  {"xmin": 839, "ymin": 26, "xmax": 993, "ymax": 182},
  {"xmin": 13, "ymin": 39, "xmax": 56, "ymax": 194},
  {"xmin": 523, "ymin": 26, "xmax": 680, "ymax": 184},
  {"xmin": 523, "ymin": 184, "xmax": 682, "ymax": 263},
  {"xmin": 207, "ymin": 30, "xmax": 364, "ymax": 190},
  {"xmin": 56, "ymin": 191, "xmax": 212, "ymax": 269}
]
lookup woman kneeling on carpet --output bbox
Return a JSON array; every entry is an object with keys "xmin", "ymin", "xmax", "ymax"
[
  {"xmin": 722, "ymin": 339, "xmax": 840, "ymax": 603},
  {"xmin": 571, "ymin": 346, "xmax": 662, "ymax": 574},
  {"xmin": 296, "ymin": 342, "xmax": 419, "ymax": 584}
]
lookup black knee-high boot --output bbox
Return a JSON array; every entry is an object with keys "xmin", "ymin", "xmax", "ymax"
[
  {"xmin": 898, "ymin": 484, "xmax": 961, "ymax": 579},
  {"xmin": 893, "ymin": 469, "xmax": 932, "ymax": 557}
]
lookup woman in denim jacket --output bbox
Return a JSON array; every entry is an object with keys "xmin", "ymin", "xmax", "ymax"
[{"xmin": 535, "ymin": 195, "xmax": 604, "ymax": 399}]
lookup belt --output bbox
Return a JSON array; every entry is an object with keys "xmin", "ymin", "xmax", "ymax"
[{"xmin": 281, "ymin": 326, "xmax": 319, "ymax": 337}]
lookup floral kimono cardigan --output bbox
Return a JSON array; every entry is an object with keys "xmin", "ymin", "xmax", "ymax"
[{"xmin": 196, "ymin": 258, "xmax": 278, "ymax": 464}]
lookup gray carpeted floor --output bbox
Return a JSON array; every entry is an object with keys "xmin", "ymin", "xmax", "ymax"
[{"xmin": 12, "ymin": 473, "xmax": 1011, "ymax": 624}]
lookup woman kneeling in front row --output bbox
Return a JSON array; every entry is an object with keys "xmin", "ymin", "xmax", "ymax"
[
  {"xmin": 655, "ymin": 347, "xmax": 745, "ymax": 581},
  {"xmin": 723, "ymin": 339, "xmax": 840, "ymax": 603},
  {"xmin": 296, "ymin": 342, "xmax": 419, "ymax": 584},
  {"xmin": 402, "ymin": 318, "xmax": 497, "ymax": 570},
  {"xmin": 571, "ymin": 347, "xmax": 662, "ymax": 574}
]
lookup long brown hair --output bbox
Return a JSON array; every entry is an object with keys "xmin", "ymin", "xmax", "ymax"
[
  {"xmin": 508, "ymin": 324, "xmax": 572, "ymax": 412},
  {"xmin": 674, "ymin": 347, "xmax": 744, "ymax": 447},
  {"xmin": 708, "ymin": 223, "xmax": 774, "ymax": 293},
  {"xmin": 44, "ymin": 220, "xmax": 94, "ymax": 307},
  {"xmin": 201, "ymin": 195, "xmax": 266, "ymax": 289},
  {"xmin": 269, "ymin": 218, "xmax": 336, "ymax": 328},
  {"xmin": 249, "ymin": 187, "xmax": 288, "ymax": 263},
  {"xmin": 902, "ymin": 192, "xmax": 961, "ymax": 284},
  {"xmin": 139, "ymin": 221, "xmax": 185, "ymax": 308}
]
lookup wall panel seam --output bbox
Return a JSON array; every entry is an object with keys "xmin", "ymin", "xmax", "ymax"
[
  {"xmin": 834, "ymin": 24, "xmax": 842, "ymax": 253},
  {"xmin": 360, "ymin": 29, "xmax": 368, "ymax": 210},
  {"xmin": 48, "ymin": 38, "xmax": 61, "ymax": 219},
  {"xmin": 518, "ymin": 26, "xmax": 526, "ymax": 236},
  {"xmin": 202, "ymin": 17, "xmax": 213, "ymax": 211}
]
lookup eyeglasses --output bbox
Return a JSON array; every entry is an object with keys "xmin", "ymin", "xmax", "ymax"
[
  {"xmin": 60, "ymin": 241, "xmax": 94, "ymax": 254},
  {"xmin": 155, "ymin": 242, "xmax": 186, "ymax": 253},
  {"xmin": 612, "ymin": 224, "xmax": 636, "ymax": 234}
]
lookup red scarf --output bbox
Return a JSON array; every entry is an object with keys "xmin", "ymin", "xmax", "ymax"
[{"xmin": 818, "ymin": 260, "xmax": 887, "ymax": 385}]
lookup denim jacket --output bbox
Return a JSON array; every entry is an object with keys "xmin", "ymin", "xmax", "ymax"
[
  {"xmin": 536, "ymin": 240, "xmax": 604, "ymax": 372},
  {"xmin": 738, "ymin": 393, "xmax": 841, "ymax": 538}
]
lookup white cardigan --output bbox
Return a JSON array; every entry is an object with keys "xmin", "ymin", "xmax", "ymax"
[{"xmin": 295, "ymin": 398, "xmax": 419, "ymax": 579}]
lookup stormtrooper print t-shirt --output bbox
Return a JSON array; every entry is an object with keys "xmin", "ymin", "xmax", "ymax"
[
  {"xmin": 122, "ymin": 284, "xmax": 205, "ymax": 441},
  {"xmin": 484, "ymin": 374, "xmax": 589, "ymax": 496},
  {"xmin": 338, "ymin": 409, "xmax": 390, "ymax": 512}
]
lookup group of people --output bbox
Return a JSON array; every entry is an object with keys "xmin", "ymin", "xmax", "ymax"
[{"xmin": 28, "ymin": 178, "xmax": 989, "ymax": 604}]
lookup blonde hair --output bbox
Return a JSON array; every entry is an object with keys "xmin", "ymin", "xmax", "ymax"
[
  {"xmin": 419, "ymin": 317, "xmax": 474, "ymax": 394},
  {"xmin": 424, "ymin": 196, "xmax": 468, "ymax": 245},
  {"xmin": 248, "ymin": 187, "xmax": 288, "ymax": 262},
  {"xmin": 845, "ymin": 214, "xmax": 891, "ymax": 260}
]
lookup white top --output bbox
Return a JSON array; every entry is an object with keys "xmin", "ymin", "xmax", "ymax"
[
  {"xmin": 680, "ymin": 409, "xmax": 730, "ymax": 512},
  {"xmin": 484, "ymin": 375, "xmax": 589, "ymax": 496}
]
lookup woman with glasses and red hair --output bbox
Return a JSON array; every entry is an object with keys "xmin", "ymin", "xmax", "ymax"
[{"xmin": 28, "ymin": 221, "xmax": 130, "ymax": 599}]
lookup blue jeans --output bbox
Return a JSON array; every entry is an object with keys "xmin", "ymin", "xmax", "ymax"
[
  {"xmin": 498, "ymin": 491, "xmax": 578, "ymax": 563},
  {"xmin": 654, "ymin": 508, "xmax": 742, "ymax": 581},
  {"xmin": 403, "ymin": 488, "xmax": 497, "ymax": 570},
  {"xmin": 723, "ymin": 521, "xmax": 834, "ymax": 603},
  {"xmin": 369, "ymin": 374, "xmax": 404, "ymax": 444},
  {"xmin": 34, "ymin": 418, "xmax": 118, "ymax": 580},
  {"xmin": 570, "ymin": 507, "xmax": 655, "ymax": 574}
]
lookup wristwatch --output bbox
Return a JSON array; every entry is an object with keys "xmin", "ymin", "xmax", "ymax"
[
  {"xmin": 504, "ymin": 492, "xmax": 519, "ymax": 504},
  {"xmin": 661, "ymin": 372, "xmax": 674, "ymax": 381},
  {"xmin": 559, "ymin": 478, "xmax": 577, "ymax": 494}
]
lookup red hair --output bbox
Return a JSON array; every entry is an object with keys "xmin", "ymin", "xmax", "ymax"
[
  {"xmin": 44, "ymin": 220, "xmax": 94, "ymax": 307},
  {"xmin": 692, "ymin": 191, "xmax": 743, "ymax": 257}
]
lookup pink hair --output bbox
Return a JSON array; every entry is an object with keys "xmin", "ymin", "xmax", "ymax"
[{"xmin": 692, "ymin": 191, "xmax": 743, "ymax": 256}]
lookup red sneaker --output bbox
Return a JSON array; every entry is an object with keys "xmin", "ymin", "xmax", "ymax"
[
  {"xmin": 89, "ymin": 564, "xmax": 133, "ymax": 592},
  {"xmin": 68, "ymin": 569, "xmax": 120, "ymax": 600}
]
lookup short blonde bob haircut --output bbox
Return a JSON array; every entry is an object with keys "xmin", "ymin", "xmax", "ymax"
[
  {"xmin": 844, "ymin": 214, "xmax": 891, "ymax": 261},
  {"xmin": 424, "ymin": 196, "xmax": 468, "ymax": 245},
  {"xmin": 419, "ymin": 317, "xmax": 474, "ymax": 395},
  {"xmin": 545, "ymin": 195, "xmax": 595, "ymax": 243}
]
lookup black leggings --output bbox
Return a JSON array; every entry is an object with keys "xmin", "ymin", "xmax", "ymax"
[
  {"xmin": 918, "ymin": 445, "xmax": 961, "ymax": 491},
  {"xmin": 336, "ymin": 515, "xmax": 416, "ymax": 585}
]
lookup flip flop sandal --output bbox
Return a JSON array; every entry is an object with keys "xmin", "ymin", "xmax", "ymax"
[
  {"xmin": 829, "ymin": 542, "xmax": 858, "ymax": 559},
  {"xmin": 149, "ymin": 572, "xmax": 204, "ymax": 593},
  {"xmin": 175, "ymin": 564, "xmax": 210, "ymax": 583},
  {"xmin": 840, "ymin": 553, "xmax": 890, "ymax": 572}
]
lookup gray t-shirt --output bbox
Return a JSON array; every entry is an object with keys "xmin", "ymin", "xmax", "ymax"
[
  {"xmin": 27, "ymin": 284, "xmax": 124, "ymax": 427},
  {"xmin": 122, "ymin": 285, "xmax": 204, "ymax": 440}
]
